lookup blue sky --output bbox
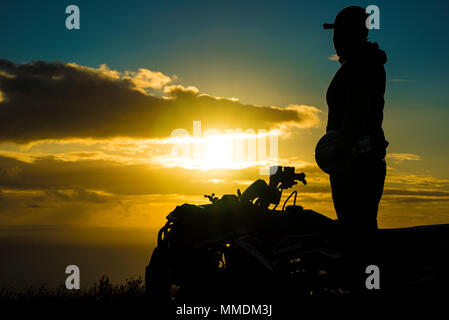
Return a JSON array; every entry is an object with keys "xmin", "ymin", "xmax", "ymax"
[{"xmin": 2, "ymin": 0, "xmax": 448, "ymax": 102}]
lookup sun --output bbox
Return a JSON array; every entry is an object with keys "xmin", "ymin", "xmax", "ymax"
[
  {"xmin": 202, "ymin": 137, "xmax": 234, "ymax": 169},
  {"xmin": 152, "ymin": 131, "xmax": 280, "ymax": 171}
]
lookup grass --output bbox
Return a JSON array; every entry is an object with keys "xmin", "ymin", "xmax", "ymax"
[{"xmin": 0, "ymin": 275, "xmax": 147, "ymax": 304}]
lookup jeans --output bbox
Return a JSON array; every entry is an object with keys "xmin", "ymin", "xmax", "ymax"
[{"xmin": 330, "ymin": 158, "xmax": 386, "ymax": 235}]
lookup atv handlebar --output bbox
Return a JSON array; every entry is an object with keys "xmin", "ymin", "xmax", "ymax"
[
  {"xmin": 205, "ymin": 166, "xmax": 306, "ymax": 210},
  {"xmin": 240, "ymin": 166, "xmax": 306, "ymax": 210},
  {"xmin": 269, "ymin": 166, "xmax": 306, "ymax": 190}
]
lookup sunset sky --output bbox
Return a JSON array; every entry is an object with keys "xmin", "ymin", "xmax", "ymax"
[{"xmin": 1, "ymin": 0, "xmax": 449, "ymax": 287}]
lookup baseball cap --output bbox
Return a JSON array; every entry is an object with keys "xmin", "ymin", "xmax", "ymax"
[{"xmin": 323, "ymin": 6, "xmax": 369, "ymax": 31}]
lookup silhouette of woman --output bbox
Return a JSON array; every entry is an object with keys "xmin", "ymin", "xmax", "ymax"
[{"xmin": 322, "ymin": 6, "xmax": 389, "ymax": 239}]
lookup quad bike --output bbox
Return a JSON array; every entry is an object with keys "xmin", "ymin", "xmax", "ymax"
[{"xmin": 145, "ymin": 166, "xmax": 449, "ymax": 304}]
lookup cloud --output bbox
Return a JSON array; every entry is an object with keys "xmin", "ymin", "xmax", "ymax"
[
  {"xmin": 0, "ymin": 60, "xmax": 321, "ymax": 144},
  {"xmin": 34, "ymin": 187, "xmax": 111, "ymax": 203},
  {"xmin": 386, "ymin": 153, "xmax": 421, "ymax": 161},
  {"xmin": 383, "ymin": 188, "xmax": 449, "ymax": 198},
  {"xmin": 164, "ymin": 84, "xmax": 200, "ymax": 97},
  {"xmin": 280, "ymin": 104, "xmax": 321, "ymax": 129},
  {"xmin": 0, "ymin": 154, "xmax": 244, "ymax": 196},
  {"xmin": 124, "ymin": 68, "xmax": 172, "ymax": 89},
  {"xmin": 0, "ymin": 152, "xmax": 448, "ymax": 228},
  {"xmin": 328, "ymin": 54, "xmax": 339, "ymax": 61},
  {"xmin": 0, "ymin": 153, "xmax": 316, "ymax": 197},
  {"xmin": 386, "ymin": 172, "xmax": 449, "ymax": 189},
  {"xmin": 0, "ymin": 166, "xmax": 22, "ymax": 177}
]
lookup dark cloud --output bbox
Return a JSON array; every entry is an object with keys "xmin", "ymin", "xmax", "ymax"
[
  {"xmin": 0, "ymin": 154, "xmax": 323, "ymax": 198},
  {"xmin": 1, "ymin": 153, "xmax": 448, "ymax": 228},
  {"xmin": 0, "ymin": 166, "xmax": 22, "ymax": 177},
  {"xmin": 2, "ymin": 153, "xmax": 448, "ymax": 209},
  {"xmin": 0, "ymin": 154, "xmax": 257, "ymax": 195},
  {"xmin": 382, "ymin": 196, "xmax": 449, "ymax": 204},
  {"xmin": 0, "ymin": 60, "xmax": 320, "ymax": 144},
  {"xmin": 383, "ymin": 188, "xmax": 449, "ymax": 198},
  {"xmin": 36, "ymin": 187, "xmax": 110, "ymax": 203}
]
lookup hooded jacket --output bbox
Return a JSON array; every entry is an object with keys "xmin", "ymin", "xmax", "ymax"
[{"xmin": 326, "ymin": 41, "xmax": 387, "ymax": 137}]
